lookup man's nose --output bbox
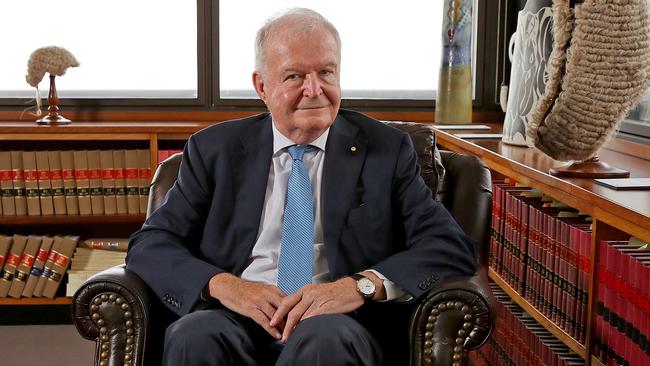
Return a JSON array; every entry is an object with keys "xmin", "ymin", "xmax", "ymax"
[{"xmin": 302, "ymin": 73, "xmax": 323, "ymax": 98}]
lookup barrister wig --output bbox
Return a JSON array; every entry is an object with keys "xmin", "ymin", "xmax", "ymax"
[{"xmin": 527, "ymin": 0, "xmax": 650, "ymax": 162}]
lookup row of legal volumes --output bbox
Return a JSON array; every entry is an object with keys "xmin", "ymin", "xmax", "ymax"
[
  {"xmin": 0, "ymin": 150, "xmax": 151, "ymax": 216},
  {"xmin": 0, "ymin": 235, "xmax": 79, "ymax": 299},
  {"xmin": 490, "ymin": 179, "xmax": 594, "ymax": 344},
  {"xmin": 595, "ymin": 238, "xmax": 650, "ymax": 366},
  {"xmin": 472, "ymin": 284, "xmax": 584, "ymax": 366}
]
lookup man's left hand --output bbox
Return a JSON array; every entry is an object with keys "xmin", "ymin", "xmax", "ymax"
[{"xmin": 270, "ymin": 272, "xmax": 385, "ymax": 343}]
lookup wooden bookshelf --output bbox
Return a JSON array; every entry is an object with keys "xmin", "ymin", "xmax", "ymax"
[
  {"xmin": 489, "ymin": 268, "xmax": 587, "ymax": 358},
  {"xmin": 435, "ymin": 124, "xmax": 650, "ymax": 366},
  {"xmin": 0, "ymin": 297, "xmax": 71, "ymax": 305}
]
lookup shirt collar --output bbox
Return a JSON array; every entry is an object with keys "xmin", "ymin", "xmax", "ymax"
[{"xmin": 272, "ymin": 118, "xmax": 330, "ymax": 155}]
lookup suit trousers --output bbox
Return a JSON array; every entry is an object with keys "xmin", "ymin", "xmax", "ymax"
[{"xmin": 162, "ymin": 307, "xmax": 385, "ymax": 366}]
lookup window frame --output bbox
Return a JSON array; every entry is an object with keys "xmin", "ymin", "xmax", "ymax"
[{"xmin": 0, "ymin": 0, "xmax": 499, "ymax": 112}]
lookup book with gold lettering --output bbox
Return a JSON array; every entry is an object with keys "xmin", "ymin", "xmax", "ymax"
[
  {"xmin": 79, "ymin": 238, "xmax": 129, "ymax": 252},
  {"xmin": 137, "ymin": 149, "xmax": 151, "ymax": 214},
  {"xmin": 42, "ymin": 235, "xmax": 79, "ymax": 299},
  {"xmin": 10, "ymin": 151, "xmax": 27, "ymax": 216},
  {"xmin": 8, "ymin": 235, "xmax": 43, "ymax": 298},
  {"xmin": 87, "ymin": 150, "xmax": 104, "ymax": 215},
  {"xmin": 73, "ymin": 151, "xmax": 92, "ymax": 215},
  {"xmin": 0, "ymin": 151, "xmax": 15, "ymax": 216},
  {"xmin": 22, "ymin": 236, "xmax": 55, "ymax": 297},
  {"xmin": 22, "ymin": 151, "xmax": 41, "ymax": 216},
  {"xmin": 113, "ymin": 150, "xmax": 128, "ymax": 215},
  {"xmin": 60, "ymin": 150, "xmax": 79, "ymax": 215},
  {"xmin": 124, "ymin": 150, "xmax": 140, "ymax": 214},
  {"xmin": 0, "ymin": 235, "xmax": 28, "ymax": 297},
  {"xmin": 100, "ymin": 150, "xmax": 117, "ymax": 215},
  {"xmin": 35, "ymin": 151, "xmax": 54, "ymax": 216},
  {"xmin": 33, "ymin": 236, "xmax": 64, "ymax": 297},
  {"xmin": 0, "ymin": 236, "xmax": 13, "ymax": 272},
  {"xmin": 48, "ymin": 151, "xmax": 67, "ymax": 215}
]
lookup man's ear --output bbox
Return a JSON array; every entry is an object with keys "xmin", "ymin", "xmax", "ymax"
[{"xmin": 252, "ymin": 71, "xmax": 267, "ymax": 102}]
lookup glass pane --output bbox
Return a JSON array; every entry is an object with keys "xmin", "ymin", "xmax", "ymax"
[
  {"xmin": 220, "ymin": 1, "xmax": 454, "ymax": 100},
  {"xmin": 0, "ymin": 0, "xmax": 197, "ymax": 99}
]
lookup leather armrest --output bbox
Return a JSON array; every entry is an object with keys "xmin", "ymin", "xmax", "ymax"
[
  {"xmin": 73, "ymin": 264, "xmax": 150, "ymax": 366},
  {"xmin": 410, "ymin": 266, "xmax": 495, "ymax": 365}
]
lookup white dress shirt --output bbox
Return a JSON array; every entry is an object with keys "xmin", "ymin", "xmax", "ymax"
[{"xmin": 240, "ymin": 120, "xmax": 406, "ymax": 301}]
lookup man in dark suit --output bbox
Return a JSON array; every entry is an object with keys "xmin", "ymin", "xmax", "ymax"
[{"xmin": 126, "ymin": 7, "xmax": 476, "ymax": 366}]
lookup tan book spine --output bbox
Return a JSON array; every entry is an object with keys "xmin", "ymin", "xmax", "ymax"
[
  {"xmin": 87, "ymin": 150, "xmax": 104, "ymax": 215},
  {"xmin": 0, "ymin": 151, "xmax": 16, "ymax": 216},
  {"xmin": 42, "ymin": 235, "xmax": 79, "ymax": 299},
  {"xmin": 73, "ymin": 150, "xmax": 92, "ymax": 216},
  {"xmin": 0, "ymin": 235, "xmax": 28, "ymax": 297},
  {"xmin": 100, "ymin": 150, "xmax": 117, "ymax": 215},
  {"xmin": 22, "ymin": 236, "xmax": 54, "ymax": 297},
  {"xmin": 10, "ymin": 151, "xmax": 27, "ymax": 216},
  {"xmin": 124, "ymin": 150, "xmax": 140, "ymax": 214},
  {"xmin": 137, "ymin": 149, "xmax": 151, "ymax": 215},
  {"xmin": 0, "ymin": 235, "xmax": 13, "ymax": 271},
  {"xmin": 113, "ymin": 150, "xmax": 128, "ymax": 215},
  {"xmin": 48, "ymin": 151, "xmax": 67, "ymax": 215},
  {"xmin": 22, "ymin": 151, "xmax": 41, "ymax": 216},
  {"xmin": 60, "ymin": 150, "xmax": 79, "ymax": 215},
  {"xmin": 33, "ymin": 236, "xmax": 64, "ymax": 297},
  {"xmin": 8, "ymin": 235, "xmax": 43, "ymax": 298},
  {"xmin": 35, "ymin": 151, "xmax": 54, "ymax": 216},
  {"xmin": 80, "ymin": 238, "xmax": 129, "ymax": 252}
]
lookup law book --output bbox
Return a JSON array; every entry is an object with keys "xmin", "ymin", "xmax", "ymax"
[
  {"xmin": 32, "ymin": 236, "xmax": 64, "ymax": 297},
  {"xmin": 73, "ymin": 150, "xmax": 92, "ymax": 215},
  {"xmin": 0, "ymin": 234, "xmax": 28, "ymax": 297},
  {"xmin": 35, "ymin": 151, "xmax": 54, "ymax": 216},
  {"xmin": 87, "ymin": 150, "xmax": 104, "ymax": 215},
  {"xmin": 47, "ymin": 151, "xmax": 67, "ymax": 215},
  {"xmin": 137, "ymin": 149, "xmax": 151, "ymax": 214},
  {"xmin": 41, "ymin": 235, "xmax": 79, "ymax": 299},
  {"xmin": 112, "ymin": 150, "xmax": 128, "ymax": 215},
  {"xmin": 0, "ymin": 235, "xmax": 13, "ymax": 272},
  {"xmin": 22, "ymin": 236, "xmax": 55, "ymax": 297},
  {"xmin": 0, "ymin": 151, "xmax": 16, "ymax": 215},
  {"xmin": 124, "ymin": 149, "xmax": 140, "ymax": 214},
  {"xmin": 10, "ymin": 151, "xmax": 27, "ymax": 216},
  {"xmin": 79, "ymin": 238, "xmax": 129, "ymax": 252},
  {"xmin": 100, "ymin": 150, "xmax": 117, "ymax": 215},
  {"xmin": 60, "ymin": 150, "xmax": 79, "ymax": 215},
  {"xmin": 22, "ymin": 151, "xmax": 41, "ymax": 215},
  {"xmin": 8, "ymin": 235, "xmax": 43, "ymax": 298}
]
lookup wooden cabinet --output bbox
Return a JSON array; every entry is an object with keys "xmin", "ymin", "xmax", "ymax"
[{"xmin": 434, "ymin": 126, "xmax": 650, "ymax": 366}]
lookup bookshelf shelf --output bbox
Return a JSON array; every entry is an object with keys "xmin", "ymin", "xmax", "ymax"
[
  {"xmin": 2, "ymin": 214, "xmax": 145, "ymax": 225},
  {"xmin": 0, "ymin": 297, "xmax": 71, "ymax": 305},
  {"xmin": 489, "ymin": 268, "xmax": 587, "ymax": 359},
  {"xmin": 591, "ymin": 355, "xmax": 606, "ymax": 366}
]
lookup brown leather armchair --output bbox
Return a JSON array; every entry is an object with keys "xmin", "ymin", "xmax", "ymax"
[{"xmin": 73, "ymin": 122, "xmax": 495, "ymax": 366}]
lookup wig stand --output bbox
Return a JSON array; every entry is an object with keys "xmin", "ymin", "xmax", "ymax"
[
  {"xmin": 36, "ymin": 74, "xmax": 71, "ymax": 125},
  {"xmin": 549, "ymin": 156, "xmax": 629, "ymax": 178}
]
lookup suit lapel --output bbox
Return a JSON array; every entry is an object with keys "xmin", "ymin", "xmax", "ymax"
[
  {"xmin": 322, "ymin": 115, "xmax": 367, "ymax": 277},
  {"xmin": 230, "ymin": 116, "xmax": 273, "ymax": 274}
]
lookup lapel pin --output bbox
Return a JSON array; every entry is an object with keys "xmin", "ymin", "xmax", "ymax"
[{"xmin": 350, "ymin": 146, "xmax": 357, "ymax": 152}]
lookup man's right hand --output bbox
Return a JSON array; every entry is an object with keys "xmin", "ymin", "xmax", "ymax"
[{"xmin": 207, "ymin": 273, "xmax": 285, "ymax": 340}]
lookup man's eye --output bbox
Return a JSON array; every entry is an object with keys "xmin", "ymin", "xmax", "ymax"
[
  {"xmin": 285, "ymin": 74, "xmax": 300, "ymax": 81},
  {"xmin": 320, "ymin": 70, "xmax": 333, "ymax": 76}
]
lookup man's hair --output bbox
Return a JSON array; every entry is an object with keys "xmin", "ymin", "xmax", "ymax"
[{"xmin": 254, "ymin": 8, "xmax": 341, "ymax": 75}]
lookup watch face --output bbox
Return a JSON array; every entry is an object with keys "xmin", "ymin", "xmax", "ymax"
[{"xmin": 357, "ymin": 277, "xmax": 375, "ymax": 297}]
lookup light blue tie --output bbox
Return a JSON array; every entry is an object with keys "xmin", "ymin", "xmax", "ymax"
[{"xmin": 277, "ymin": 145, "xmax": 317, "ymax": 295}]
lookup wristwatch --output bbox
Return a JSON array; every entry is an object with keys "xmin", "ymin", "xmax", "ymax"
[{"xmin": 350, "ymin": 273, "xmax": 376, "ymax": 299}]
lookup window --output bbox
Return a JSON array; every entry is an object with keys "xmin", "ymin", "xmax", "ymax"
[
  {"xmin": 0, "ymin": 1, "xmax": 487, "ymax": 108},
  {"xmin": 618, "ymin": 90, "xmax": 650, "ymax": 144}
]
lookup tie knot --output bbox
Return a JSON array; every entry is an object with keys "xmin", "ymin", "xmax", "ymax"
[{"xmin": 288, "ymin": 145, "xmax": 316, "ymax": 161}]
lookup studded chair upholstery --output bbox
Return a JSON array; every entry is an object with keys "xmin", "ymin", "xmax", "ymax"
[{"xmin": 72, "ymin": 121, "xmax": 495, "ymax": 366}]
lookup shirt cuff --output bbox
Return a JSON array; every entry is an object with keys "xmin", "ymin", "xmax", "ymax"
[{"xmin": 367, "ymin": 269, "xmax": 413, "ymax": 303}]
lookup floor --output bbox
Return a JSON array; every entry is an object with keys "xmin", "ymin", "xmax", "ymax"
[{"xmin": 0, "ymin": 325, "xmax": 95, "ymax": 364}]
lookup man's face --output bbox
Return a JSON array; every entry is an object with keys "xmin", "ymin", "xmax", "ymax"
[{"xmin": 253, "ymin": 26, "xmax": 341, "ymax": 144}]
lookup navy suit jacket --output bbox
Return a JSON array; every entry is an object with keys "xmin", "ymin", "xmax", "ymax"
[{"xmin": 126, "ymin": 109, "xmax": 476, "ymax": 316}]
